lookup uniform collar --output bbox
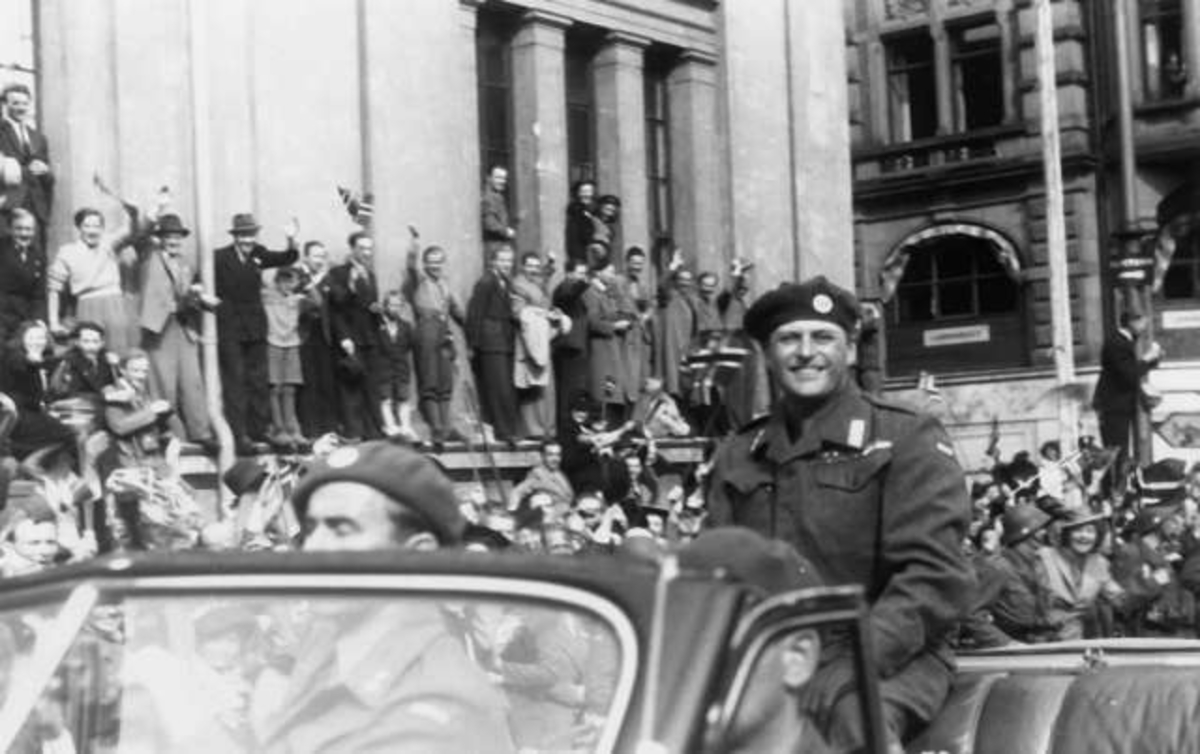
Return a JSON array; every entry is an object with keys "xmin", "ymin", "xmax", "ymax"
[{"xmin": 757, "ymin": 383, "xmax": 873, "ymax": 464}]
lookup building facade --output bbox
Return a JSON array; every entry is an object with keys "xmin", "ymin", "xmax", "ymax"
[
  {"xmin": 22, "ymin": 0, "xmax": 853, "ymax": 299},
  {"xmin": 846, "ymin": 0, "xmax": 1200, "ymax": 468}
]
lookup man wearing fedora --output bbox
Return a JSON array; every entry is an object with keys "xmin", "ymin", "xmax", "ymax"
[
  {"xmin": 214, "ymin": 212, "xmax": 298, "ymax": 454},
  {"xmin": 133, "ymin": 214, "xmax": 217, "ymax": 448}
]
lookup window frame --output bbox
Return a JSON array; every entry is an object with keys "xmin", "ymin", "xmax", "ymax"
[
  {"xmin": 566, "ymin": 33, "xmax": 599, "ymax": 187},
  {"xmin": 476, "ymin": 10, "xmax": 517, "ymax": 190},
  {"xmin": 948, "ymin": 19, "xmax": 1005, "ymax": 133},
  {"xmin": 885, "ymin": 31, "xmax": 939, "ymax": 143},
  {"xmin": 1139, "ymin": 0, "xmax": 1187, "ymax": 103},
  {"xmin": 644, "ymin": 48, "xmax": 675, "ymax": 245}
]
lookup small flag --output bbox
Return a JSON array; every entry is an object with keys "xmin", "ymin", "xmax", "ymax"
[
  {"xmin": 984, "ymin": 416, "xmax": 1001, "ymax": 460},
  {"xmin": 337, "ymin": 185, "xmax": 375, "ymax": 227}
]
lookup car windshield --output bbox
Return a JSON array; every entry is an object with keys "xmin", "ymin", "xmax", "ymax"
[{"xmin": 0, "ymin": 587, "xmax": 630, "ymax": 754}]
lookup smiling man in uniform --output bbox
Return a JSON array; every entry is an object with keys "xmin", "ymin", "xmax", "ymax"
[{"xmin": 706, "ymin": 276, "xmax": 971, "ymax": 752}]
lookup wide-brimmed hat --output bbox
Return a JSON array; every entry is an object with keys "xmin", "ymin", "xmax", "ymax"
[
  {"xmin": 1059, "ymin": 507, "xmax": 1109, "ymax": 531},
  {"xmin": 228, "ymin": 213, "xmax": 261, "ymax": 235},
  {"xmin": 152, "ymin": 214, "xmax": 191, "ymax": 237}
]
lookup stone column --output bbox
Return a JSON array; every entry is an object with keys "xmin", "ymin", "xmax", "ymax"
[
  {"xmin": 360, "ymin": 0, "xmax": 482, "ymax": 293},
  {"xmin": 512, "ymin": 10, "xmax": 571, "ymax": 259},
  {"xmin": 932, "ymin": 22, "xmax": 955, "ymax": 135},
  {"xmin": 37, "ymin": 0, "xmax": 122, "ymax": 250},
  {"xmin": 668, "ymin": 51, "xmax": 724, "ymax": 274},
  {"xmin": 786, "ymin": 0, "xmax": 854, "ymax": 286},
  {"xmin": 594, "ymin": 32, "xmax": 651, "ymax": 258}
]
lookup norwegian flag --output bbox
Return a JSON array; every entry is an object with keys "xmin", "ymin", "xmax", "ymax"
[{"xmin": 337, "ymin": 185, "xmax": 375, "ymax": 227}]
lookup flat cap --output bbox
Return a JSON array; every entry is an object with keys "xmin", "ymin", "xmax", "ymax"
[
  {"xmin": 679, "ymin": 527, "xmax": 821, "ymax": 596},
  {"xmin": 744, "ymin": 275, "xmax": 860, "ymax": 344},
  {"xmin": 291, "ymin": 441, "xmax": 466, "ymax": 545}
]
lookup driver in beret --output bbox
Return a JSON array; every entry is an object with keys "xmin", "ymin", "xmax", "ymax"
[
  {"xmin": 706, "ymin": 276, "xmax": 972, "ymax": 752},
  {"xmin": 253, "ymin": 441, "xmax": 514, "ymax": 753}
]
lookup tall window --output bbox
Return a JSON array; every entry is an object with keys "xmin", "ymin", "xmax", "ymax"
[
  {"xmin": 566, "ymin": 33, "xmax": 597, "ymax": 186},
  {"xmin": 0, "ymin": 0, "xmax": 37, "ymax": 118},
  {"xmin": 950, "ymin": 21, "xmax": 1004, "ymax": 131},
  {"xmin": 644, "ymin": 49, "xmax": 674, "ymax": 244},
  {"xmin": 1162, "ymin": 228, "xmax": 1199, "ymax": 300},
  {"xmin": 886, "ymin": 33, "xmax": 938, "ymax": 143},
  {"xmin": 887, "ymin": 235, "xmax": 1024, "ymax": 374},
  {"xmin": 1141, "ymin": 0, "xmax": 1186, "ymax": 101},
  {"xmin": 476, "ymin": 12, "xmax": 515, "ymax": 184}
]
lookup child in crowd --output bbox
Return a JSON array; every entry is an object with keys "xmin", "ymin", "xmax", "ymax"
[
  {"xmin": 262, "ymin": 267, "xmax": 307, "ymax": 448},
  {"xmin": 374, "ymin": 290, "xmax": 418, "ymax": 441},
  {"xmin": 631, "ymin": 375, "xmax": 690, "ymax": 439}
]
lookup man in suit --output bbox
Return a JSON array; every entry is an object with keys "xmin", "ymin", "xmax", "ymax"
[
  {"xmin": 327, "ymin": 230, "xmax": 381, "ymax": 440},
  {"xmin": 411, "ymin": 245, "xmax": 465, "ymax": 445},
  {"xmin": 466, "ymin": 244, "xmax": 519, "ymax": 443},
  {"xmin": 134, "ymin": 214, "xmax": 216, "ymax": 448},
  {"xmin": 480, "ymin": 165, "xmax": 516, "ymax": 260},
  {"xmin": 1092, "ymin": 309, "xmax": 1162, "ymax": 470},
  {"xmin": 0, "ymin": 84, "xmax": 53, "ymax": 234},
  {"xmin": 214, "ymin": 213, "xmax": 298, "ymax": 454},
  {"xmin": 0, "ymin": 208, "xmax": 45, "ymax": 347}
]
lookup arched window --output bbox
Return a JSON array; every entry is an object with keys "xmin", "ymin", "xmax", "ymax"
[{"xmin": 881, "ymin": 225, "xmax": 1025, "ymax": 376}]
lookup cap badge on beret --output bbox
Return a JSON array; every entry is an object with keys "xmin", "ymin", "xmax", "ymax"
[
  {"xmin": 327, "ymin": 447, "xmax": 359, "ymax": 469},
  {"xmin": 813, "ymin": 294, "xmax": 833, "ymax": 314}
]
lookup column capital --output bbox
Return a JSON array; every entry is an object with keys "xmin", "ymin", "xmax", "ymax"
[
  {"xmin": 520, "ymin": 9, "xmax": 574, "ymax": 32},
  {"xmin": 603, "ymin": 31, "xmax": 653, "ymax": 51},
  {"xmin": 676, "ymin": 49, "xmax": 719, "ymax": 67}
]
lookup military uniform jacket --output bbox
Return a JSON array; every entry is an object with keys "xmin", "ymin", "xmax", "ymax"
[{"xmin": 707, "ymin": 383, "xmax": 972, "ymax": 680}]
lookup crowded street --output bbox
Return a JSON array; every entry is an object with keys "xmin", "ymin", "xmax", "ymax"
[{"xmin": 1, "ymin": 0, "xmax": 1199, "ymax": 752}]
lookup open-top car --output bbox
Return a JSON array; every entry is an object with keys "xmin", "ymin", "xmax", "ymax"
[{"xmin": 0, "ymin": 551, "xmax": 888, "ymax": 754}]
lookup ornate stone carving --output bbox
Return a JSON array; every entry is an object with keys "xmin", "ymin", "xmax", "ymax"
[{"xmin": 884, "ymin": 0, "xmax": 930, "ymax": 22}]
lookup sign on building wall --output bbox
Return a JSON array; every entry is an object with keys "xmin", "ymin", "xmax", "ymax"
[
  {"xmin": 923, "ymin": 324, "xmax": 992, "ymax": 347},
  {"xmin": 1162, "ymin": 310, "xmax": 1200, "ymax": 330}
]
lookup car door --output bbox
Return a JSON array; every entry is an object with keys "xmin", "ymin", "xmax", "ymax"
[{"xmin": 700, "ymin": 584, "xmax": 888, "ymax": 754}]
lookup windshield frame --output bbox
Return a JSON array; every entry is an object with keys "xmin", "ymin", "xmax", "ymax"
[{"xmin": 0, "ymin": 572, "xmax": 642, "ymax": 754}]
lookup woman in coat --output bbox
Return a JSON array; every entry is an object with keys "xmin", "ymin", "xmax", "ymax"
[
  {"xmin": 0, "ymin": 320, "xmax": 76, "ymax": 463},
  {"xmin": 1039, "ymin": 509, "xmax": 1124, "ymax": 640}
]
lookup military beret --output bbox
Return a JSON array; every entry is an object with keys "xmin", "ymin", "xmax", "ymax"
[
  {"xmin": 743, "ymin": 275, "xmax": 860, "ymax": 344},
  {"xmin": 679, "ymin": 527, "xmax": 821, "ymax": 596},
  {"xmin": 291, "ymin": 441, "xmax": 466, "ymax": 545}
]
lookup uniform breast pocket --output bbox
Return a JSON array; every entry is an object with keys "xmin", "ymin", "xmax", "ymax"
[{"xmin": 808, "ymin": 451, "xmax": 892, "ymax": 540}]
